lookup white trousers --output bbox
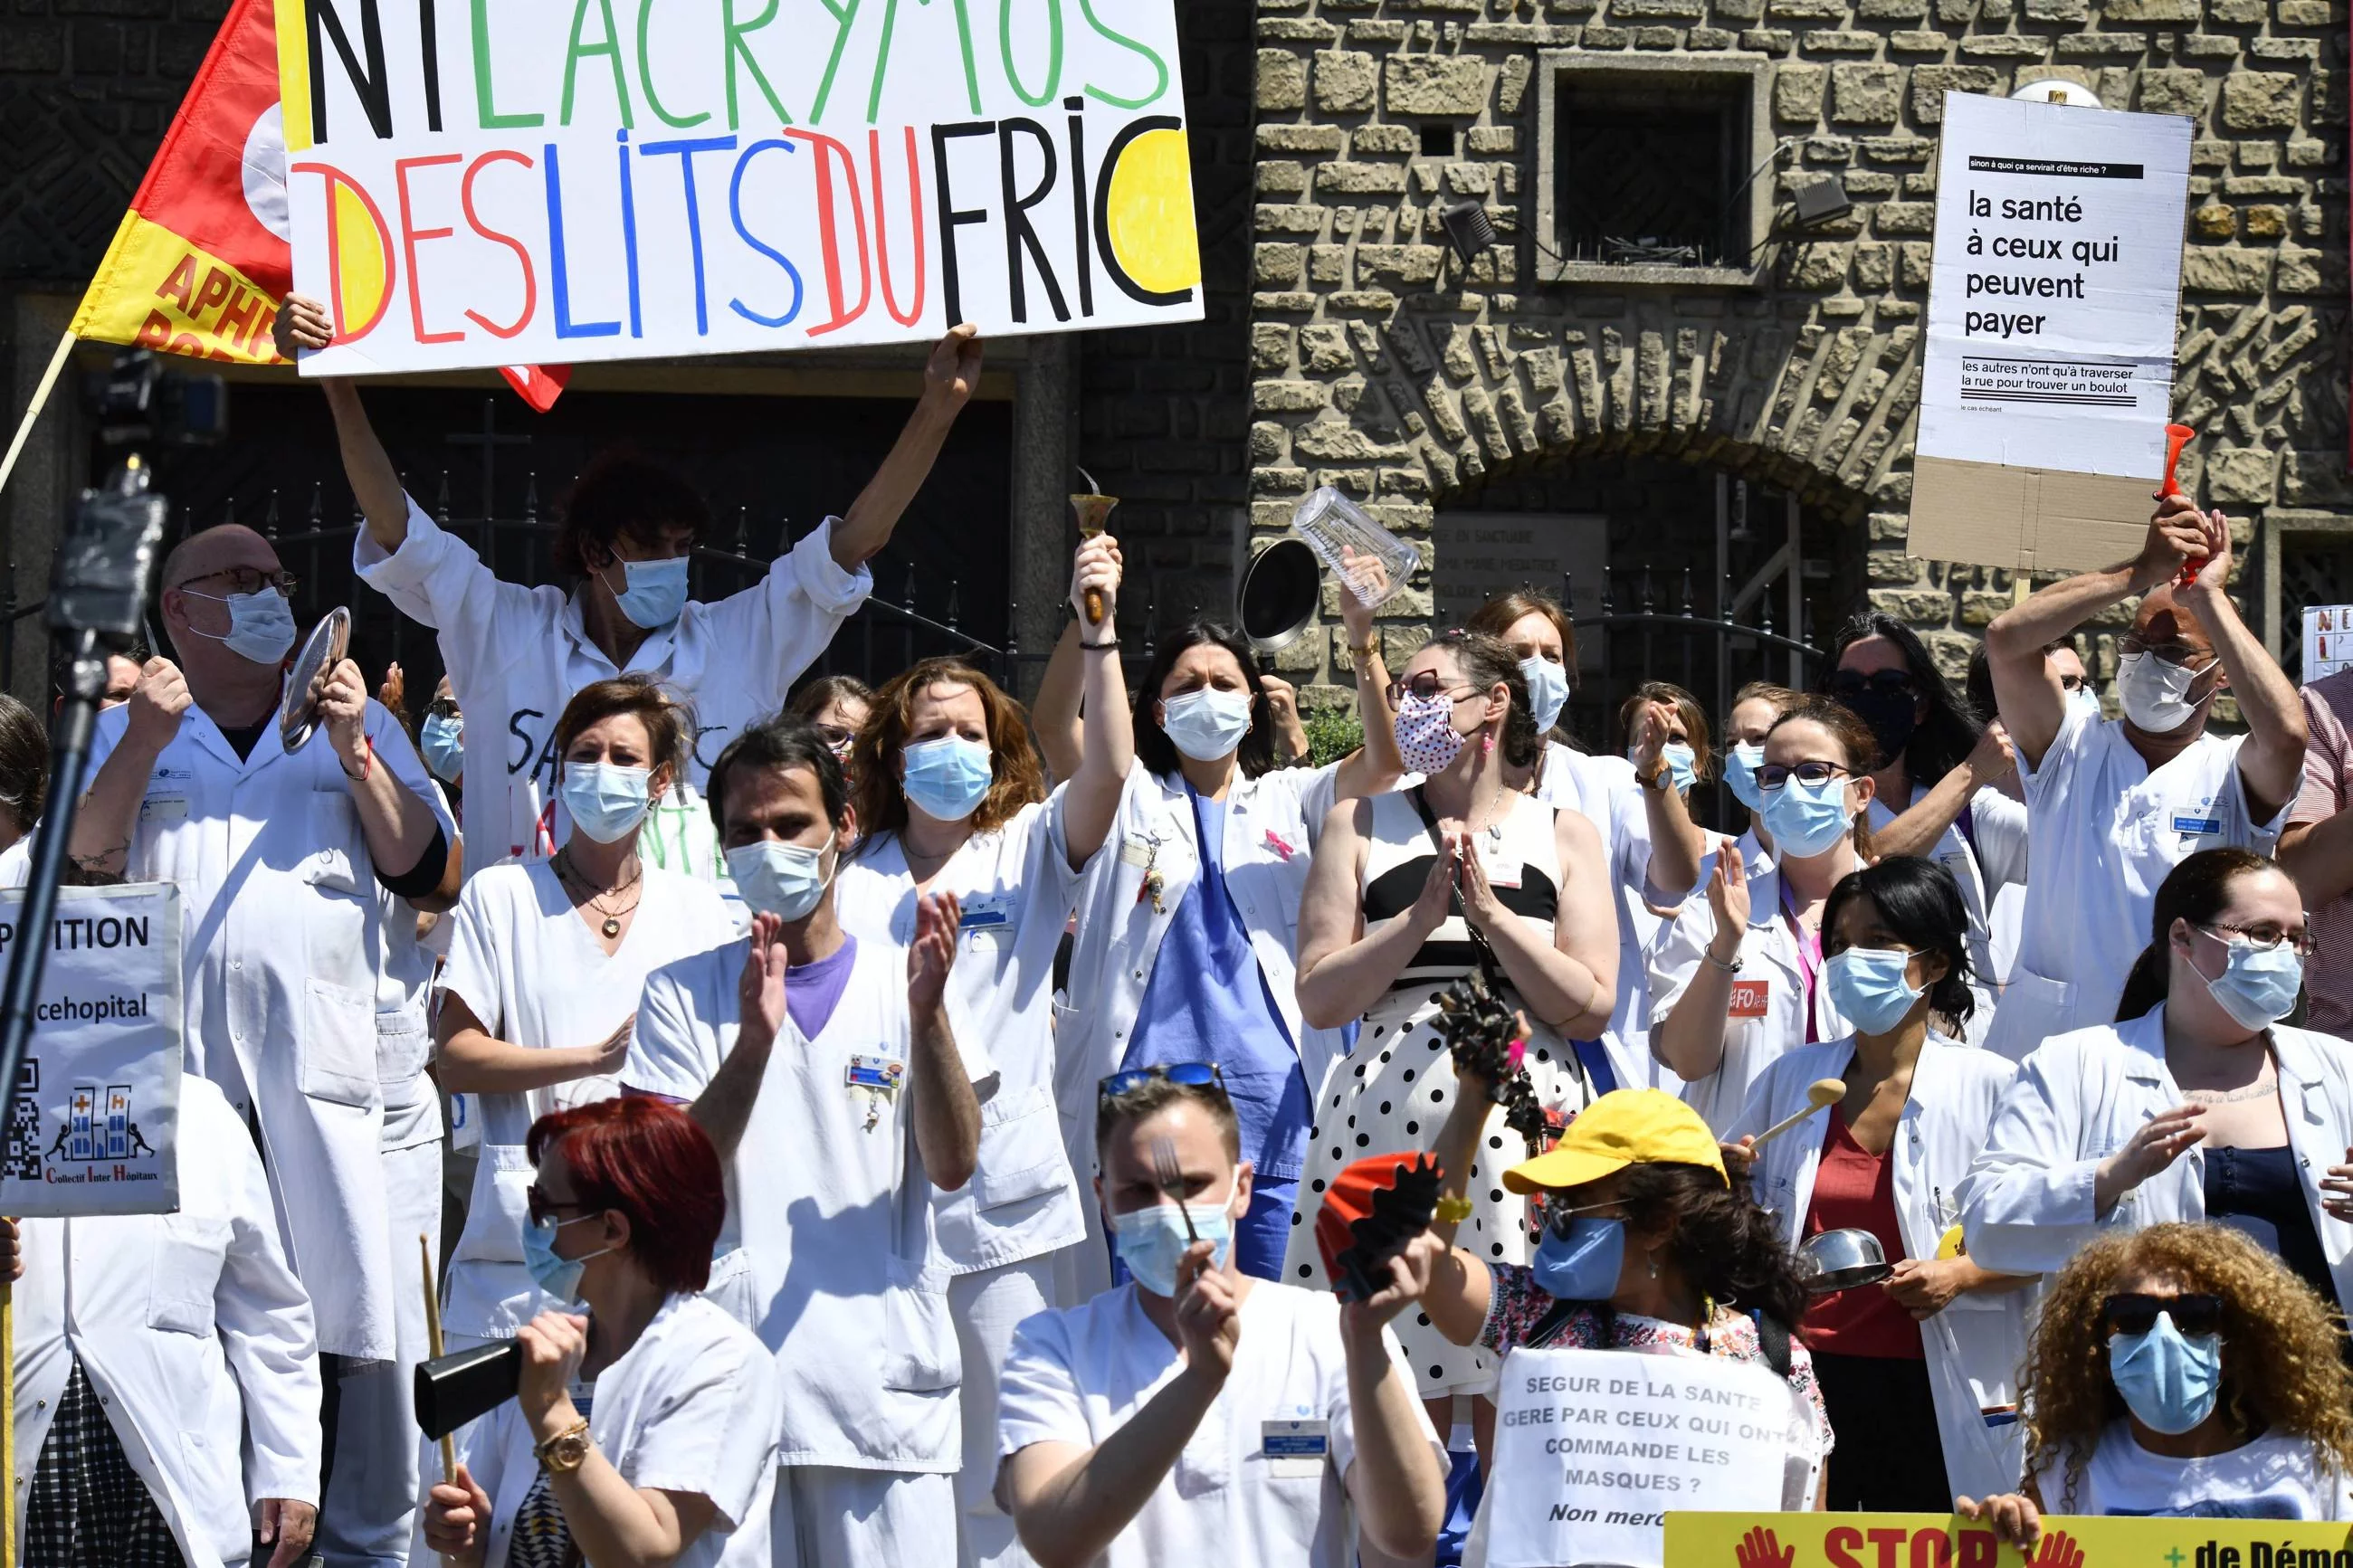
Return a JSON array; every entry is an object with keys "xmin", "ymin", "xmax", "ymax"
[
  {"xmin": 774, "ymin": 1467, "xmax": 957, "ymax": 1568},
  {"xmin": 948, "ymin": 1256, "xmax": 1055, "ymax": 1568},
  {"xmin": 319, "ymin": 1136, "xmax": 440, "ymax": 1566}
]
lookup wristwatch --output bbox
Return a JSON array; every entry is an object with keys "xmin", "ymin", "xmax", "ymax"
[
  {"xmin": 535, "ymin": 1418, "xmax": 593, "ymax": 1475},
  {"xmin": 1634, "ymin": 764, "xmax": 1670, "ymax": 793}
]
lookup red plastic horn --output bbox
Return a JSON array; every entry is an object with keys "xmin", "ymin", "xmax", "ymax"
[
  {"xmin": 2161, "ymin": 423, "xmax": 2204, "ymax": 590},
  {"xmin": 1316, "ymin": 1151, "xmax": 1443, "ymax": 1303}
]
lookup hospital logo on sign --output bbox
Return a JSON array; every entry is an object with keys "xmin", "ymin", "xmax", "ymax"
[{"xmin": 26, "ymin": 1080, "xmax": 162, "ymax": 1188}]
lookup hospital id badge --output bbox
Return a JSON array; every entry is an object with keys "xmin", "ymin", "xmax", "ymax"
[
  {"xmin": 847, "ymin": 1055, "xmax": 905, "ymax": 1092},
  {"xmin": 2172, "ymin": 809, "xmax": 2223, "ymax": 839},
  {"xmin": 959, "ymin": 891, "xmax": 1015, "ymax": 944},
  {"xmin": 1262, "ymin": 1418, "xmax": 1329, "ymax": 1478},
  {"xmin": 1476, "ymin": 841, "xmax": 1523, "ymax": 889},
  {"xmin": 1728, "ymin": 978, "xmax": 1770, "ymax": 1019}
]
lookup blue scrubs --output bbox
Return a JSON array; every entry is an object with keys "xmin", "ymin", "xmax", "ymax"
[{"xmin": 1119, "ymin": 784, "xmax": 1312, "ymax": 1280}]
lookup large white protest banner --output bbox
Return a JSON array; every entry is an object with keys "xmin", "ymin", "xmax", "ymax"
[
  {"xmin": 277, "ymin": 0, "xmax": 1203, "ymax": 375},
  {"xmin": 1910, "ymin": 92, "xmax": 2193, "ymax": 575},
  {"xmin": 0, "ymin": 883, "xmax": 183, "ymax": 1217},
  {"xmin": 1485, "ymin": 1347, "xmax": 1817, "ymax": 1568}
]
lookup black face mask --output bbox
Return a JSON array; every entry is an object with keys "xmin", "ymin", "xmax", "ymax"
[{"xmin": 1835, "ymin": 686, "xmax": 1918, "ymax": 766}]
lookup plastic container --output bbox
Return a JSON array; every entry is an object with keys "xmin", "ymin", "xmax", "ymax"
[{"xmin": 1289, "ymin": 486, "xmax": 1419, "ymax": 611}]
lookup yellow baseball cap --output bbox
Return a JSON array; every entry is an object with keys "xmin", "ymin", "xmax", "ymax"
[{"xmin": 1502, "ymin": 1088, "xmax": 1729, "ymax": 1195}]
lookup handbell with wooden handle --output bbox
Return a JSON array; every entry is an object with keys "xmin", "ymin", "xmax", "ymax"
[{"xmin": 1071, "ymin": 466, "xmax": 1119, "ymax": 626}]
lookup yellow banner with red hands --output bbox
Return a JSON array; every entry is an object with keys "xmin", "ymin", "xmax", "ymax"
[{"xmin": 1665, "ymin": 1513, "xmax": 2353, "ymax": 1568}]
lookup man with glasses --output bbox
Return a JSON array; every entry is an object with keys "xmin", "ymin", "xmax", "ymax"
[
  {"xmin": 622, "ymin": 714, "xmax": 983, "ymax": 1568},
  {"xmin": 65, "ymin": 521, "xmax": 462, "ymax": 1556},
  {"xmin": 279, "ymin": 297, "xmax": 985, "ymax": 883},
  {"xmin": 995, "ymin": 1064, "xmax": 1447, "ymax": 1568},
  {"xmin": 1981, "ymin": 492, "xmax": 2306, "ymax": 1060}
]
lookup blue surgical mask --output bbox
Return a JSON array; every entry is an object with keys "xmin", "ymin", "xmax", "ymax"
[
  {"xmin": 1725, "ymin": 742, "xmax": 1766, "ymax": 812},
  {"xmin": 1110, "ymin": 1176, "xmax": 1237, "ymax": 1297},
  {"xmin": 727, "ymin": 833, "xmax": 835, "ymax": 923},
  {"xmin": 420, "ymin": 713, "xmax": 464, "ymax": 783},
  {"xmin": 2108, "ymin": 1312, "xmax": 2223, "ymax": 1435},
  {"xmin": 1519, "ymin": 656, "xmax": 1569, "ymax": 734},
  {"xmin": 561, "ymin": 761, "xmax": 653, "ymax": 844},
  {"xmin": 1760, "ymin": 774, "xmax": 1854, "ymax": 860},
  {"xmin": 1160, "ymin": 689, "xmax": 1253, "ymax": 763},
  {"xmin": 605, "ymin": 556, "xmax": 691, "ymax": 631},
  {"xmin": 522, "ymin": 1212, "xmax": 615, "ymax": 1304},
  {"xmin": 1531, "ymin": 1214, "xmax": 1626, "ymax": 1300},
  {"xmin": 182, "ymin": 587, "xmax": 298, "ymax": 666},
  {"xmin": 2196, "ymin": 929, "xmax": 2304, "ymax": 1031},
  {"xmin": 1825, "ymin": 946, "xmax": 1924, "ymax": 1036},
  {"xmin": 2068, "ymin": 685, "xmax": 2103, "ymax": 721},
  {"xmin": 901, "ymin": 736, "xmax": 994, "ymax": 822}
]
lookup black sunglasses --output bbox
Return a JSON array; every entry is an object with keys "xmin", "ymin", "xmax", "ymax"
[
  {"xmin": 526, "ymin": 1184, "xmax": 596, "ymax": 1229},
  {"xmin": 1829, "ymin": 669, "xmax": 1918, "ymax": 700},
  {"xmin": 1100, "ymin": 1061, "xmax": 1226, "ymax": 1099},
  {"xmin": 2101, "ymin": 1291, "xmax": 2224, "ymax": 1339}
]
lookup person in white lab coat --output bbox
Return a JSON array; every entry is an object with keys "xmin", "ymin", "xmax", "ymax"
[
  {"xmin": 435, "ymin": 677, "xmax": 737, "ymax": 1350},
  {"xmin": 1961, "ymin": 848, "xmax": 2353, "ymax": 1310},
  {"xmin": 1958, "ymin": 1222, "xmax": 2353, "ymax": 1537},
  {"xmin": 1818, "ymin": 613, "xmax": 2012, "ymax": 1037},
  {"xmin": 1727, "ymin": 856, "xmax": 2031, "ymax": 1510},
  {"xmin": 833, "ymin": 531, "xmax": 1129, "ymax": 1568},
  {"xmin": 1047, "ymin": 577, "xmax": 1403, "ymax": 1303},
  {"xmin": 67, "ymin": 524, "xmax": 458, "ymax": 1525},
  {"xmin": 1981, "ymin": 493, "xmax": 2306, "ymax": 1059},
  {"xmin": 5, "ymin": 1077, "xmax": 322, "ymax": 1568},
  {"xmin": 622, "ymin": 716, "xmax": 984, "ymax": 1568},
  {"xmin": 1652, "ymin": 696, "xmax": 1876, "ymax": 1131},
  {"xmin": 423, "ymin": 1096, "xmax": 781, "ymax": 1568},
  {"xmin": 281, "ymin": 294, "xmax": 985, "ymax": 879}
]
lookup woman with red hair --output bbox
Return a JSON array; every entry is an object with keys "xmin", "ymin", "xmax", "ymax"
[{"xmin": 423, "ymin": 1097, "xmax": 780, "ymax": 1568}]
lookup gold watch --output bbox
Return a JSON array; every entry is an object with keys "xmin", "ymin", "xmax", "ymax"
[
  {"xmin": 534, "ymin": 1418, "xmax": 593, "ymax": 1475},
  {"xmin": 1434, "ymin": 1193, "xmax": 1474, "ymax": 1225}
]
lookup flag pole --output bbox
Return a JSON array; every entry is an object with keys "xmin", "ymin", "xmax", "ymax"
[
  {"xmin": 4, "ymin": 1257, "xmax": 15, "ymax": 1568},
  {"xmin": 0, "ymin": 332, "xmax": 77, "ymax": 504}
]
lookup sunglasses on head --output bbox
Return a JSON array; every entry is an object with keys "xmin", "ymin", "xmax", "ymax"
[
  {"xmin": 1829, "ymin": 669, "xmax": 1917, "ymax": 700},
  {"xmin": 1100, "ymin": 1061, "xmax": 1227, "ymax": 1099},
  {"xmin": 2101, "ymin": 1291, "xmax": 2224, "ymax": 1339}
]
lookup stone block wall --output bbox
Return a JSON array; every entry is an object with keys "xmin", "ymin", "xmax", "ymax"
[{"xmin": 1246, "ymin": 0, "xmax": 2348, "ymax": 699}]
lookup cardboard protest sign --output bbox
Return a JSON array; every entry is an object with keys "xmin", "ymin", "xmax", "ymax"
[
  {"xmin": 278, "ymin": 0, "xmax": 1203, "ymax": 375},
  {"xmin": 2305, "ymin": 606, "xmax": 2353, "ymax": 681},
  {"xmin": 0, "ymin": 884, "xmax": 184, "ymax": 1217},
  {"xmin": 1910, "ymin": 92, "xmax": 2193, "ymax": 575},
  {"xmin": 1667, "ymin": 1511, "xmax": 2353, "ymax": 1568},
  {"xmin": 1485, "ymin": 1349, "xmax": 1819, "ymax": 1568}
]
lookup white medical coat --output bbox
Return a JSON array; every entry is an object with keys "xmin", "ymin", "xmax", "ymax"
[
  {"xmin": 1729, "ymin": 1037, "xmax": 2029, "ymax": 1502},
  {"xmin": 1958, "ymin": 1006, "xmax": 2353, "ymax": 1308},
  {"xmin": 12, "ymin": 1077, "xmax": 320, "ymax": 1568},
  {"xmin": 1986, "ymin": 708, "xmax": 2283, "ymax": 1060},
  {"xmin": 89, "ymin": 690, "xmax": 454, "ymax": 1362},
  {"xmin": 356, "ymin": 496, "xmax": 869, "ymax": 874}
]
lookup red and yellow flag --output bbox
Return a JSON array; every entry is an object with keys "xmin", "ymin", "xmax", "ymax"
[
  {"xmin": 70, "ymin": 0, "xmax": 290, "ymax": 364},
  {"xmin": 66, "ymin": 0, "xmax": 568, "ymax": 407}
]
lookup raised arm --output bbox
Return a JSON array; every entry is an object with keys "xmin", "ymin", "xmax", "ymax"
[
  {"xmin": 2280, "ymin": 693, "xmax": 2353, "ymax": 906},
  {"xmin": 1874, "ymin": 724, "xmax": 2013, "ymax": 860},
  {"xmin": 909, "ymin": 891, "xmax": 981, "ymax": 1191},
  {"xmin": 318, "ymin": 660, "xmax": 440, "ymax": 886},
  {"xmin": 69, "ymin": 658, "xmax": 186, "ymax": 879},
  {"xmin": 1339, "ymin": 1241, "xmax": 1448, "ymax": 1560},
  {"xmin": 2180, "ymin": 509, "xmax": 2305, "ymax": 820},
  {"xmin": 1630, "ymin": 701, "xmax": 1705, "ymax": 900},
  {"xmin": 686, "ymin": 918, "xmax": 788, "ymax": 1161},
  {"xmin": 1331, "ymin": 550, "xmax": 1404, "ymax": 801},
  {"xmin": 1294, "ymin": 800, "xmax": 1449, "ymax": 1030},
  {"xmin": 1650, "ymin": 844, "xmax": 1750, "ymax": 1084},
  {"xmin": 1987, "ymin": 497, "xmax": 2203, "ymax": 768},
  {"xmin": 1062, "ymin": 537, "xmax": 1133, "ymax": 870},
  {"xmin": 1030, "ymin": 619, "xmax": 1087, "ymax": 784},
  {"xmin": 830, "ymin": 326, "xmax": 983, "ymax": 569},
  {"xmin": 278, "ymin": 297, "xmax": 412, "ymax": 556}
]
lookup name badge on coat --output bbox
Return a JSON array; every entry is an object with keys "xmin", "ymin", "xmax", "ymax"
[{"xmin": 1262, "ymin": 1418, "xmax": 1329, "ymax": 1478}]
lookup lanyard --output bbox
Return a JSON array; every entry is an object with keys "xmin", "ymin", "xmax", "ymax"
[{"xmin": 1779, "ymin": 877, "xmax": 1824, "ymax": 1044}]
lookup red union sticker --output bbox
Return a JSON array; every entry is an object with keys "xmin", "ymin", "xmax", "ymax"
[{"xmin": 1728, "ymin": 979, "xmax": 1770, "ymax": 1019}]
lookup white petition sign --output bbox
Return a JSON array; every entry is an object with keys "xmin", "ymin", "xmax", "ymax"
[
  {"xmin": 1919, "ymin": 93, "xmax": 2192, "ymax": 480},
  {"xmin": 1486, "ymin": 1347, "xmax": 1813, "ymax": 1568},
  {"xmin": 0, "ymin": 883, "xmax": 183, "ymax": 1217}
]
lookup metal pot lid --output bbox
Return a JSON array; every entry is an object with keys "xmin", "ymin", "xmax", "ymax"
[
  {"xmin": 1799, "ymin": 1227, "xmax": 1892, "ymax": 1294},
  {"xmin": 1237, "ymin": 537, "xmax": 1321, "ymax": 655},
  {"xmin": 279, "ymin": 605, "xmax": 351, "ymax": 752}
]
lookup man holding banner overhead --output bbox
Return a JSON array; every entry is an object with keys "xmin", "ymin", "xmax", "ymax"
[
  {"xmin": 277, "ymin": 299, "xmax": 985, "ymax": 882},
  {"xmin": 64, "ymin": 519, "xmax": 457, "ymax": 1545}
]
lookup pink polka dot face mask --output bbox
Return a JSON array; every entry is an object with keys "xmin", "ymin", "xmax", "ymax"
[{"xmin": 1394, "ymin": 690, "xmax": 1470, "ymax": 774}]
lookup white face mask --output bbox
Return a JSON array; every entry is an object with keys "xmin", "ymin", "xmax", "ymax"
[
  {"xmin": 2117, "ymin": 651, "xmax": 2205, "ymax": 734},
  {"xmin": 180, "ymin": 586, "xmax": 298, "ymax": 666}
]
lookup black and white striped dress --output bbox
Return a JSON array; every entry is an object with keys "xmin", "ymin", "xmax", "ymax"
[{"xmin": 1279, "ymin": 788, "xmax": 1593, "ymax": 1401}]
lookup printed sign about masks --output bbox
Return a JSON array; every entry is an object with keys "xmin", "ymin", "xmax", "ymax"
[
  {"xmin": 0, "ymin": 884, "xmax": 183, "ymax": 1217},
  {"xmin": 2303, "ymin": 606, "xmax": 2353, "ymax": 682},
  {"xmin": 1665, "ymin": 1512, "xmax": 2353, "ymax": 1568},
  {"xmin": 1910, "ymin": 92, "xmax": 2194, "ymax": 575},
  {"xmin": 1485, "ymin": 1348, "xmax": 1818, "ymax": 1568},
  {"xmin": 281, "ymin": 0, "xmax": 1202, "ymax": 375}
]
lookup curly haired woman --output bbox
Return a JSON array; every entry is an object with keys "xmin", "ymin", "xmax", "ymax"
[{"xmin": 1959, "ymin": 1222, "xmax": 2353, "ymax": 1544}]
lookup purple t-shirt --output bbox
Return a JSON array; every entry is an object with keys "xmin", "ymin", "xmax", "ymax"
[{"xmin": 785, "ymin": 933, "xmax": 859, "ymax": 1041}]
